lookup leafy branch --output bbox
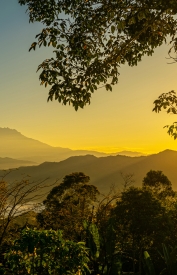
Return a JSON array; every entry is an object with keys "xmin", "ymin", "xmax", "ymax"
[{"xmin": 153, "ymin": 90, "xmax": 177, "ymax": 139}]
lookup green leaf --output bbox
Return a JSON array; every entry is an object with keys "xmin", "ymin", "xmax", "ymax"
[
  {"xmin": 111, "ymin": 25, "xmax": 115, "ymax": 33},
  {"xmin": 143, "ymin": 251, "xmax": 156, "ymax": 275}
]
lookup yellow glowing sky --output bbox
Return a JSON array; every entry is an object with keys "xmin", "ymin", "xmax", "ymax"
[{"xmin": 1, "ymin": 1, "xmax": 177, "ymax": 155}]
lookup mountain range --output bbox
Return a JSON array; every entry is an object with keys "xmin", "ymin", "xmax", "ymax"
[
  {"xmin": 1, "ymin": 149, "xmax": 177, "ymax": 199},
  {"xmin": 1, "ymin": 127, "xmax": 177, "ymax": 200},
  {"xmin": 0, "ymin": 157, "xmax": 36, "ymax": 170},
  {"xmin": 0, "ymin": 127, "xmax": 145, "ymax": 166}
]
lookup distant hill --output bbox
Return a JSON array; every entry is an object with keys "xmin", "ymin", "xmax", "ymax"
[
  {"xmin": 0, "ymin": 127, "xmax": 108, "ymax": 163},
  {"xmin": 112, "ymin": 151, "xmax": 147, "ymax": 157},
  {"xmin": 0, "ymin": 157, "xmax": 36, "ymax": 169},
  {"xmin": 0, "ymin": 127, "xmax": 145, "ymax": 165},
  {"xmin": 1, "ymin": 149, "xmax": 177, "ymax": 201}
]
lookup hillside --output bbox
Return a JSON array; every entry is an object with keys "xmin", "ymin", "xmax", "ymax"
[
  {"xmin": 0, "ymin": 127, "xmax": 108, "ymax": 163},
  {"xmin": 0, "ymin": 157, "xmax": 37, "ymax": 170},
  {"xmin": 112, "ymin": 151, "xmax": 147, "ymax": 157},
  {"xmin": 1, "ymin": 150, "xmax": 177, "ymax": 200},
  {"xmin": 0, "ymin": 127, "xmax": 145, "ymax": 165}
]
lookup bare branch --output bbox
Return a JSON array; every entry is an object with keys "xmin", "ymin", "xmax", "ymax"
[{"xmin": 0, "ymin": 170, "xmax": 60, "ymax": 245}]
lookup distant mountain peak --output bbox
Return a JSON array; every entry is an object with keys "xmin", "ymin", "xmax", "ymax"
[
  {"xmin": 0, "ymin": 127, "xmax": 108, "ymax": 164},
  {"xmin": 0, "ymin": 127, "xmax": 22, "ymax": 135},
  {"xmin": 161, "ymin": 149, "xmax": 175, "ymax": 153},
  {"xmin": 157, "ymin": 149, "xmax": 177, "ymax": 155},
  {"xmin": 113, "ymin": 150, "xmax": 147, "ymax": 157}
]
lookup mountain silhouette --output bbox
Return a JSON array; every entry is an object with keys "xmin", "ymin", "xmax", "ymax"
[
  {"xmin": 0, "ymin": 157, "xmax": 36, "ymax": 169},
  {"xmin": 1, "ymin": 150, "xmax": 177, "ymax": 200},
  {"xmin": 0, "ymin": 127, "xmax": 107, "ymax": 163},
  {"xmin": 0, "ymin": 127, "xmax": 145, "ymax": 164}
]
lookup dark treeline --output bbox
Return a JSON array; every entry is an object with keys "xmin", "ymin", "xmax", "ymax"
[{"xmin": 1, "ymin": 170, "xmax": 177, "ymax": 275}]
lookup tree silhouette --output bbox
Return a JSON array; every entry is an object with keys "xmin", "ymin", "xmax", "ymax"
[
  {"xmin": 37, "ymin": 172, "xmax": 99, "ymax": 241},
  {"xmin": 18, "ymin": 0, "xmax": 177, "ymax": 109}
]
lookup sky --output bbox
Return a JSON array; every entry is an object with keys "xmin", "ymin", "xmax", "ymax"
[{"xmin": 1, "ymin": 1, "xmax": 177, "ymax": 154}]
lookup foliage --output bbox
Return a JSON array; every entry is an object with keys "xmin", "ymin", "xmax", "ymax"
[
  {"xmin": 97, "ymin": 216, "xmax": 122, "ymax": 275},
  {"xmin": 0, "ymin": 181, "xmax": 7, "ymax": 217},
  {"xmin": 142, "ymin": 244, "xmax": 177, "ymax": 275},
  {"xmin": 112, "ymin": 186, "xmax": 170, "ymax": 273},
  {"xmin": 94, "ymin": 188, "xmax": 122, "ymax": 275},
  {"xmin": 2, "ymin": 170, "xmax": 177, "ymax": 275},
  {"xmin": 120, "ymin": 171, "xmax": 135, "ymax": 191},
  {"xmin": 167, "ymin": 202, "xmax": 177, "ymax": 248},
  {"xmin": 83, "ymin": 221, "xmax": 100, "ymax": 260},
  {"xmin": 18, "ymin": 0, "xmax": 177, "ymax": 109},
  {"xmin": 153, "ymin": 91, "xmax": 177, "ymax": 139},
  {"xmin": 37, "ymin": 172, "xmax": 99, "ymax": 241},
  {"xmin": 5, "ymin": 228, "xmax": 90, "ymax": 275},
  {"xmin": 83, "ymin": 213, "xmax": 122, "ymax": 275},
  {"xmin": 159, "ymin": 244, "xmax": 177, "ymax": 275},
  {"xmin": 83, "ymin": 221, "xmax": 101, "ymax": 275},
  {"xmin": 0, "ymin": 171, "xmax": 57, "ymax": 247},
  {"xmin": 143, "ymin": 251, "xmax": 156, "ymax": 275},
  {"xmin": 142, "ymin": 170, "xmax": 175, "ymax": 201}
]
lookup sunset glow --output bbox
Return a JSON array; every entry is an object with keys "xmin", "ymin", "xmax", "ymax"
[{"xmin": 1, "ymin": 1, "xmax": 177, "ymax": 155}]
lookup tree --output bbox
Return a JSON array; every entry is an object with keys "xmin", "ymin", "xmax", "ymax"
[
  {"xmin": 95, "ymin": 195, "xmax": 122, "ymax": 275},
  {"xmin": 143, "ymin": 244, "xmax": 177, "ymax": 275},
  {"xmin": 120, "ymin": 171, "xmax": 135, "ymax": 191},
  {"xmin": 37, "ymin": 173, "xmax": 123, "ymax": 275},
  {"xmin": 18, "ymin": 0, "xmax": 177, "ymax": 110},
  {"xmin": 0, "ymin": 171, "xmax": 57, "ymax": 250},
  {"xmin": 0, "ymin": 180, "xmax": 7, "ymax": 219},
  {"xmin": 142, "ymin": 170, "xmax": 175, "ymax": 201},
  {"xmin": 84, "ymin": 184, "xmax": 122, "ymax": 275},
  {"xmin": 153, "ymin": 91, "xmax": 177, "ymax": 139},
  {"xmin": 37, "ymin": 172, "xmax": 100, "ymax": 241},
  {"xmin": 112, "ymin": 186, "xmax": 170, "ymax": 274},
  {"xmin": 4, "ymin": 228, "xmax": 89, "ymax": 275}
]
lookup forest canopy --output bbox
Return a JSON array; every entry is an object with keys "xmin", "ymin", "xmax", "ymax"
[{"xmin": 1, "ymin": 170, "xmax": 177, "ymax": 275}]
